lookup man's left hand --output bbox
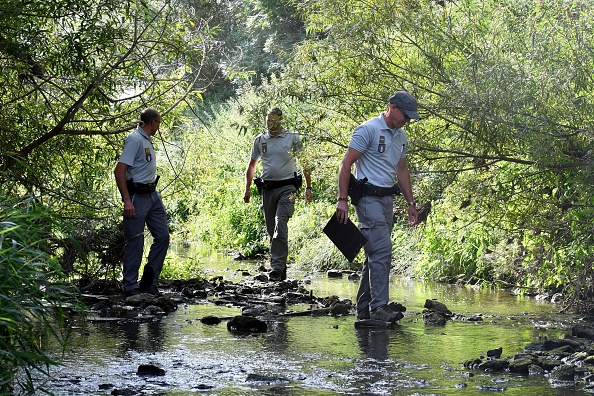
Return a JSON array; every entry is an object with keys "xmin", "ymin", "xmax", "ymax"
[
  {"xmin": 408, "ymin": 205, "xmax": 418, "ymax": 226},
  {"xmin": 305, "ymin": 188, "xmax": 313, "ymax": 204}
]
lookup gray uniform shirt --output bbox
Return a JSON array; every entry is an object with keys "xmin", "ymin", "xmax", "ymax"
[
  {"xmin": 349, "ymin": 113, "xmax": 408, "ymax": 188},
  {"xmin": 118, "ymin": 126, "xmax": 157, "ymax": 184},
  {"xmin": 250, "ymin": 130, "xmax": 303, "ymax": 181}
]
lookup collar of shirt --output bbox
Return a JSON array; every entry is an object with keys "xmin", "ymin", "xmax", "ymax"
[
  {"xmin": 264, "ymin": 129, "xmax": 288, "ymax": 138},
  {"xmin": 379, "ymin": 112, "xmax": 403, "ymax": 134},
  {"xmin": 137, "ymin": 126, "xmax": 152, "ymax": 141}
]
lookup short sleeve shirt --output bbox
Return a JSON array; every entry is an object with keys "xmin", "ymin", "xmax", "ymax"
[
  {"xmin": 117, "ymin": 126, "xmax": 157, "ymax": 184},
  {"xmin": 349, "ymin": 113, "xmax": 408, "ymax": 187},
  {"xmin": 250, "ymin": 130, "xmax": 303, "ymax": 181}
]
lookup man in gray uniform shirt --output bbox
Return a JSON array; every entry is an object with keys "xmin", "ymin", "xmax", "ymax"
[
  {"xmin": 244, "ymin": 107, "xmax": 312, "ymax": 281},
  {"xmin": 336, "ymin": 92, "xmax": 419, "ymax": 323},
  {"xmin": 114, "ymin": 108, "xmax": 170, "ymax": 296}
]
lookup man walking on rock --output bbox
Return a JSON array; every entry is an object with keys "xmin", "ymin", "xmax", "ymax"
[{"xmin": 336, "ymin": 91, "xmax": 420, "ymax": 323}]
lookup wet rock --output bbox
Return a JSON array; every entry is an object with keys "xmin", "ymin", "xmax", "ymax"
[
  {"xmin": 424, "ymin": 299, "xmax": 452, "ymax": 316},
  {"xmin": 573, "ymin": 324, "xmax": 594, "ymax": 340},
  {"xmin": 193, "ymin": 384, "xmax": 215, "ymax": 390},
  {"xmin": 549, "ymin": 364, "xmax": 576, "ymax": 382},
  {"xmin": 246, "ymin": 373, "xmax": 289, "ymax": 383},
  {"xmin": 327, "ymin": 270, "xmax": 343, "ymax": 278},
  {"xmin": 478, "ymin": 359, "xmax": 509, "ymax": 372},
  {"xmin": 125, "ymin": 294, "xmax": 177, "ymax": 314},
  {"xmin": 320, "ymin": 295, "xmax": 341, "ymax": 307},
  {"xmin": 422, "ymin": 309, "xmax": 447, "ymax": 326},
  {"xmin": 142, "ymin": 305, "xmax": 165, "ymax": 315},
  {"xmin": 456, "ymin": 314, "xmax": 483, "ymax": 322},
  {"xmin": 242, "ymin": 305, "xmax": 268, "ymax": 317},
  {"xmin": 547, "ymin": 344, "xmax": 575, "ymax": 358},
  {"xmin": 476, "ymin": 385, "xmax": 506, "ymax": 391},
  {"xmin": 200, "ymin": 315, "xmax": 221, "ymax": 325},
  {"xmin": 236, "ymin": 286, "xmax": 257, "ymax": 294},
  {"xmin": 227, "ymin": 315, "xmax": 267, "ymax": 333},
  {"xmin": 564, "ymin": 351, "xmax": 588, "ymax": 365},
  {"xmin": 111, "ymin": 388, "xmax": 137, "ymax": 395},
  {"xmin": 535, "ymin": 356, "xmax": 563, "ymax": 371},
  {"xmin": 183, "ymin": 289, "xmax": 208, "ymax": 298},
  {"xmin": 543, "ymin": 337, "xmax": 582, "ymax": 350},
  {"xmin": 329, "ymin": 303, "xmax": 350, "ymax": 316},
  {"xmin": 584, "ymin": 356, "xmax": 594, "ymax": 365},
  {"xmin": 137, "ymin": 364, "xmax": 165, "ymax": 376},
  {"xmin": 463, "ymin": 358, "xmax": 483, "ymax": 370},
  {"xmin": 523, "ymin": 342, "xmax": 545, "ymax": 353},
  {"xmin": 90, "ymin": 299, "xmax": 112, "ymax": 311},
  {"xmin": 528, "ymin": 364, "xmax": 544, "ymax": 376},
  {"xmin": 508, "ymin": 355, "xmax": 536, "ymax": 374},
  {"xmin": 487, "ymin": 347, "xmax": 502, "ymax": 359},
  {"xmin": 584, "ymin": 373, "xmax": 594, "ymax": 382},
  {"xmin": 347, "ymin": 272, "xmax": 360, "ymax": 281}
]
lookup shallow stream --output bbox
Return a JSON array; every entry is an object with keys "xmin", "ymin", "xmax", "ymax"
[{"xmin": 35, "ymin": 254, "xmax": 588, "ymax": 395}]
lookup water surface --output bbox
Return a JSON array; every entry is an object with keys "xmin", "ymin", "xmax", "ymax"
[{"xmin": 37, "ymin": 255, "xmax": 585, "ymax": 395}]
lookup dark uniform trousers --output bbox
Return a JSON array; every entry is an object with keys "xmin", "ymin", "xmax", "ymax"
[
  {"xmin": 122, "ymin": 191, "xmax": 169, "ymax": 293},
  {"xmin": 261, "ymin": 184, "xmax": 296, "ymax": 272},
  {"xmin": 354, "ymin": 195, "xmax": 394, "ymax": 316}
]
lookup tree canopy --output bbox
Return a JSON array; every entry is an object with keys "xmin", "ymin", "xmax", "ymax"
[{"xmin": 3, "ymin": 0, "xmax": 594, "ymax": 298}]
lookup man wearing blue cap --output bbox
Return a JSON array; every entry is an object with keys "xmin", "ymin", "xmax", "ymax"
[{"xmin": 336, "ymin": 91, "xmax": 420, "ymax": 323}]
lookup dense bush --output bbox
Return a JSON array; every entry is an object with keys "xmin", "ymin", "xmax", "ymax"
[{"xmin": 0, "ymin": 199, "xmax": 83, "ymax": 394}]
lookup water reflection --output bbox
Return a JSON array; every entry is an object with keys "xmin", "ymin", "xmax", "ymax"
[
  {"xmin": 119, "ymin": 319, "xmax": 167, "ymax": 354},
  {"xmin": 265, "ymin": 319, "xmax": 289, "ymax": 350},
  {"xmin": 355, "ymin": 327, "xmax": 391, "ymax": 360}
]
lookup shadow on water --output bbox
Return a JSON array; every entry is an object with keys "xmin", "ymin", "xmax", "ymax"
[{"xmin": 34, "ymin": 250, "xmax": 586, "ymax": 395}]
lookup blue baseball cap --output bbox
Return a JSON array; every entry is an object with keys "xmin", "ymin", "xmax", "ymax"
[{"xmin": 389, "ymin": 91, "xmax": 421, "ymax": 119}]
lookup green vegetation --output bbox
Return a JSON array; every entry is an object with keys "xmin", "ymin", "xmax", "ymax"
[
  {"xmin": 0, "ymin": 199, "xmax": 81, "ymax": 394},
  {"xmin": 3, "ymin": 0, "xmax": 594, "ymax": 390}
]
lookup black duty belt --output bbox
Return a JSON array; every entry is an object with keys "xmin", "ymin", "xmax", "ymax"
[
  {"xmin": 261, "ymin": 178, "xmax": 295, "ymax": 190},
  {"xmin": 127, "ymin": 178, "xmax": 158, "ymax": 194},
  {"xmin": 254, "ymin": 173, "xmax": 302, "ymax": 195},
  {"xmin": 363, "ymin": 183, "xmax": 401, "ymax": 197}
]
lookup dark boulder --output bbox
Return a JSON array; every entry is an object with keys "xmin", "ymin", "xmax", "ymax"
[
  {"xmin": 478, "ymin": 359, "xmax": 509, "ymax": 372},
  {"xmin": 136, "ymin": 364, "xmax": 165, "ymax": 376},
  {"xmin": 508, "ymin": 354, "xmax": 536, "ymax": 374},
  {"xmin": 487, "ymin": 347, "xmax": 502, "ymax": 359},
  {"xmin": 573, "ymin": 324, "xmax": 594, "ymax": 340},
  {"xmin": 227, "ymin": 315, "xmax": 267, "ymax": 333},
  {"xmin": 201, "ymin": 315, "xmax": 221, "ymax": 325},
  {"xmin": 422, "ymin": 309, "xmax": 447, "ymax": 326},
  {"xmin": 424, "ymin": 299, "xmax": 452, "ymax": 316},
  {"xmin": 549, "ymin": 364, "xmax": 576, "ymax": 383}
]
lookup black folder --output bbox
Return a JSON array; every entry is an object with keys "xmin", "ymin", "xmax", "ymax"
[{"xmin": 323, "ymin": 213, "xmax": 367, "ymax": 262}]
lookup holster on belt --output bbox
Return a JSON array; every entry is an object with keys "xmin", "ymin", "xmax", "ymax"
[
  {"xmin": 254, "ymin": 172, "xmax": 302, "ymax": 196},
  {"xmin": 348, "ymin": 174, "xmax": 401, "ymax": 206},
  {"xmin": 348, "ymin": 174, "xmax": 368, "ymax": 206},
  {"xmin": 127, "ymin": 175, "xmax": 159, "ymax": 194}
]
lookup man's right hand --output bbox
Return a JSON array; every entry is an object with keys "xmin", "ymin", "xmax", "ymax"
[
  {"xmin": 243, "ymin": 190, "xmax": 250, "ymax": 203},
  {"xmin": 123, "ymin": 199, "xmax": 135, "ymax": 218},
  {"xmin": 336, "ymin": 200, "xmax": 349, "ymax": 224}
]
